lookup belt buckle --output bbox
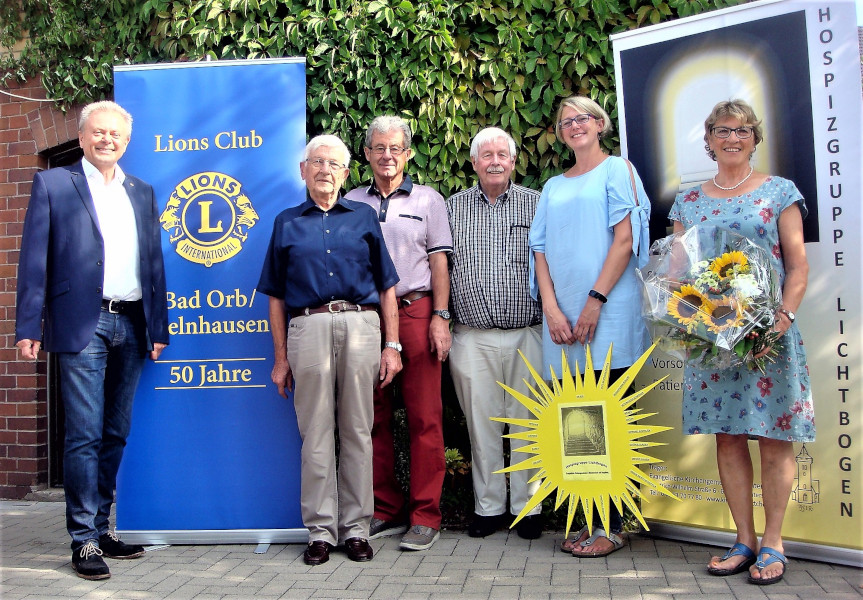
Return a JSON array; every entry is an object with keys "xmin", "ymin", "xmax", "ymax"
[
  {"xmin": 107, "ymin": 299, "xmax": 121, "ymax": 314},
  {"xmin": 401, "ymin": 296, "xmax": 413, "ymax": 306},
  {"xmin": 327, "ymin": 300, "xmax": 346, "ymax": 314}
]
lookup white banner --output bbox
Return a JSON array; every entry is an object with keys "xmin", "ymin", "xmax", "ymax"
[{"xmin": 612, "ymin": 0, "xmax": 863, "ymax": 566}]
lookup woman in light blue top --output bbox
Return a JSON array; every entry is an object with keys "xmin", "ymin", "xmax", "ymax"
[{"xmin": 529, "ymin": 95, "xmax": 650, "ymax": 557}]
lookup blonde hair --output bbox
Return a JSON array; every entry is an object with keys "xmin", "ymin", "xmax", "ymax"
[{"xmin": 554, "ymin": 96, "xmax": 612, "ymax": 143}]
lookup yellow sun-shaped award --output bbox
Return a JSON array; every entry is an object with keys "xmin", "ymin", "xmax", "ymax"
[{"xmin": 493, "ymin": 343, "xmax": 680, "ymax": 538}]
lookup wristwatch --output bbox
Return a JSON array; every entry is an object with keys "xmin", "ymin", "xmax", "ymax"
[
  {"xmin": 779, "ymin": 308, "xmax": 796, "ymax": 323},
  {"xmin": 432, "ymin": 309, "xmax": 451, "ymax": 320},
  {"xmin": 384, "ymin": 341, "xmax": 403, "ymax": 352},
  {"xmin": 588, "ymin": 289, "xmax": 608, "ymax": 304}
]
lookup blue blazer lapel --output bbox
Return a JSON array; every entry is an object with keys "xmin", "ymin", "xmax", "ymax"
[{"xmin": 69, "ymin": 161, "xmax": 101, "ymax": 230}]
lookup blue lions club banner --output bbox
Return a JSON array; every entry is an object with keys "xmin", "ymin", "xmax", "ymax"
[{"xmin": 114, "ymin": 59, "xmax": 307, "ymax": 543}]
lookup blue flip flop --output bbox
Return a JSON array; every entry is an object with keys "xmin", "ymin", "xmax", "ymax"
[
  {"xmin": 747, "ymin": 547, "xmax": 787, "ymax": 585},
  {"xmin": 707, "ymin": 542, "xmax": 757, "ymax": 576}
]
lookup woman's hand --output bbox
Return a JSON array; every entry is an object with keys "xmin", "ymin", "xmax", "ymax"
[
  {"xmin": 753, "ymin": 310, "xmax": 793, "ymax": 359},
  {"xmin": 574, "ymin": 296, "xmax": 603, "ymax": 344},
  {"xmin": 545, "ymin": 305, "xmax": 575, "ymax": 345}
]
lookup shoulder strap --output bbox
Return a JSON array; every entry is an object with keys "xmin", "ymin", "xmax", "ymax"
[{"xmin": 623, "ymin": 158, "xmax": 639, "ymax": 206}]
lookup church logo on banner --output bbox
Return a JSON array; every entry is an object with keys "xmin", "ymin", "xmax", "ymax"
[{"xmin": 160, "ymin": 171, "xmax": 259, "ymax": 267}]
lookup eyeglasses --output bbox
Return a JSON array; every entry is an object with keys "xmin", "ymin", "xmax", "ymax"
[
  {"xmin": 306, "ymin": 158, "xmax": 346, "ymax": 170},
  {"xmin": 558, "ymin": 114, "xmax": 595, "ymax": 129},
  {"xmin": 711, "ymin": 126, "xmax": 753, "ymax": 139},
  {"xmin": 368, "ymin": 145, "xmax": 408, "ymax": 156}
]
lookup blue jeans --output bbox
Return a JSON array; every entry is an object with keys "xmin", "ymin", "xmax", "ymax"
[{"xmin": 58, "ymin": 308, "xmax": 147, "ymax": 550}]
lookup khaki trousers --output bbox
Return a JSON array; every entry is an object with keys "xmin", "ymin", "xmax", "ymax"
[
  {"xmin": 287, "ymin": 310, "xmax": 381, "ymax": 545},
  {"xmin": 449, "ymin": 323, "xmax": 543, "ymax": 516}
]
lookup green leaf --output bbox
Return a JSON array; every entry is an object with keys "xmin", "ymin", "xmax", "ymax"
[{"xmin": 575, "ymin": 59, "xmax": 588, "ymax": 77}]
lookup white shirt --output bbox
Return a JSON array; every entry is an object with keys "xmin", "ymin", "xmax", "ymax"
[{"xmin": 82, "ymin": 158, "xmax": 141, "ymax": 301}]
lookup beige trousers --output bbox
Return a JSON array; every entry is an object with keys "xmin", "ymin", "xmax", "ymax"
[
  {"xmin": 287, "ymin": 310, "xmax": 381, "ymax": 545},
  {"xmin": 449, "ymin": 323, "xmax": 543, "ymax": 517}
]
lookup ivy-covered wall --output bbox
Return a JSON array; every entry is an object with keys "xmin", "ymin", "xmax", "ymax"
[
  {"xmin": 3, "ymin": 0, "xmax": 745, "ymax": 194},
  {"xmin": 1, "ymin": 0, "xmax": 747, "ymax": 503}
]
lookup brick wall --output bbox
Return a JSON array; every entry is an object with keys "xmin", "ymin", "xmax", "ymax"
[{"xmin": 0, "ymin": 75, "xmax": 82, "ymax": 499}]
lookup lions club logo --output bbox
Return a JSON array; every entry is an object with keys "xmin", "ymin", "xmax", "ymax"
[{"xmin": 160, "ymin": 172, "xmax": 259, "ymax": 267}]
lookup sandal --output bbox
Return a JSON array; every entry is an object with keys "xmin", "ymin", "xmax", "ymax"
[
  {"xmin": 747, "ymin": 547, "xmax": 787, "ymax": 585},
  {"xmin": 707, "ymin": 542, "xmax": 757, "ymax": 576},
  {"xmin": 571, "ymin": 527, "xmax": 627, "ymax": 558},
  {"xmin": 560, "ymin": 526, "xmax": 590, "ymax": 552}
]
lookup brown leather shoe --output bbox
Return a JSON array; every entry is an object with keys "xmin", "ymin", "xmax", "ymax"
[
  {"xmin": 303, "ymin": 540, "xmax": 333, "ymax": 565},
  {"xmin": 344, "ymin": 537, "xmax": 373, "ymax": 562}
]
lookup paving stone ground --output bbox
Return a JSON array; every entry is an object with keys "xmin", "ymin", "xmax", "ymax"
[{"xmin": 2, "ymin": 500, "xmax": 861, "ymax": 600}]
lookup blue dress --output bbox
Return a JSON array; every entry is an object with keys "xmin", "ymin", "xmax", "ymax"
[
  {"xmin": 670, "ymin": 176, "xmax": 815, "ymax": 442},
  {"xmin": 529, "ymin": 156, "xmax": 651, "ymax": 379}
]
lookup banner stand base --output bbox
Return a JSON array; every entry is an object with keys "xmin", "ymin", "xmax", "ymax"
[
  {"xmin": 645, "ymin": 521, "xmax": 862, "ymax": 568},
  {"xmin": 117, "ymin": 528, "xmax": 308, "ymax": 546}
]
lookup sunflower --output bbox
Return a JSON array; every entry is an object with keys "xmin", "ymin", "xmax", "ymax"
[
  {"xmin": 704, "ymin": 298, "xmax": 745, "ymax": 334},
  {"xmin": 709, "ymin": 251, "xmax": 749, "ymax": 279},
  {"xmin": 667, "ymin": 284, "xmax": 711, "ymax": 326}
]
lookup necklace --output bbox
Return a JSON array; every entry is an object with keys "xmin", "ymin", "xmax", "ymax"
[{"xmin": 712, "ymin": 166, "xmax": 753, "ymax": 191}]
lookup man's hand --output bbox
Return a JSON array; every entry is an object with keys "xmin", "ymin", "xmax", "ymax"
[
  {"xmin": 150, "ymin": 343, "xmax": 167, "ymax": 361},
  {"xmin": 16, "ymin": 339, "xmax": 41, "ymax": 360},
  {"xmin": 272, "ymin": 357, "xmax": 293, "ymax": 398},
  {"xmin": 379, "ymin": 347, "xmax": 402, "ymax": 387},
  {"xmin": 429, "ymin": 316, "xmax": 451, "ymax": 361}
]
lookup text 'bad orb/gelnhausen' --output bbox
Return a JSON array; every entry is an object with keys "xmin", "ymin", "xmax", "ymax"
[{"xmin": 166, "ymin": 289, "xmax": 270, "ymax": 336}]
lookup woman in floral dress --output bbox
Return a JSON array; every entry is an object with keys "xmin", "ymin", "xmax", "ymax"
[{"xmin": 669, "ymin": 100, "xmax": 813, "ymax": 585}]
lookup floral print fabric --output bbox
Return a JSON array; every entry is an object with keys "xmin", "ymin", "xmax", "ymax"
[{"xmin": 670, "ymin": 177, "xmax": 815, "ymax": 442}]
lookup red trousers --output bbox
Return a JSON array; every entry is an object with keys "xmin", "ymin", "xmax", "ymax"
[{"xmin": 373, "ymin": 295, "xmax": 445, "ymax": 529}]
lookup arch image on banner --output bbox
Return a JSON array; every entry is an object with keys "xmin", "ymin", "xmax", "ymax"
[
  {"xmin": 113, "ymin": 59, "xmax": 308, "ymax": 544},
  {"xmin": 612, "ymin": 0, "xmax": 862, "ymax": 566}
]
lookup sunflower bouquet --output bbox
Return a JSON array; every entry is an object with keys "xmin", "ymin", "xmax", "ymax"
[{"xmin": 637, "ymin": 225, "xmax": 782, "ymax": 371}]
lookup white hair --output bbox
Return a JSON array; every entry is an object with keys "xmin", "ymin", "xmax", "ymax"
[
  {"xmin": 79, "ymin": 101, "xmax": 133, "ymax": 134},
  {"xmin": 304, "ymin": 135, "xmax": 351, "ymax": 166},
  {"xmin": 470, "ymin": 127, "xmax": 516, "ymax": 161}
]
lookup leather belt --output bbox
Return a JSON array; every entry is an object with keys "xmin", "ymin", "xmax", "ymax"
[
  {"xmin": 398, "ymin": 290, "xmax": 432, "ymax": 306},
  {"xmin": 289, "ymin": 300, "xmax": 377, "ymax": 319},
  {"xmin": 101, "ymin": 299, "xmax": 142, "ymax": 314}
]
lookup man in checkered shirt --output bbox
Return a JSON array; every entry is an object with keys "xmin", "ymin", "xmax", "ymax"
[{"xmin": 445, "ymin": 127, "xmax": 544, "ymax": 540}]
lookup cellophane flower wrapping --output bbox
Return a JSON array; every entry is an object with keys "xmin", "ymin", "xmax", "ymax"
[{"xmin": 636, "ymin": 225, "xmax": 782, "ymax": 370}]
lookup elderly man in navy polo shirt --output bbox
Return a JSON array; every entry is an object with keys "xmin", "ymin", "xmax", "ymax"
[{"xmin": 258, "ymin": 134, "xmax": 401, "ymax": 566}]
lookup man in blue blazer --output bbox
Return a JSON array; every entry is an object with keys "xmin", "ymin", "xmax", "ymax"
[{"xmin": 15, "ymin": 101, "xmax": 169, "ymax": 581}]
